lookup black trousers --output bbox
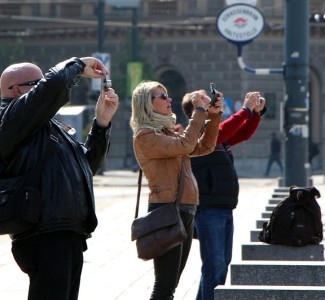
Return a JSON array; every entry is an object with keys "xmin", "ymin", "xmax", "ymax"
[
  {"xmin": 12, "ymin": 231, "xmax": 86, "ymax": 300},
  {"xmin": 149, "ymin": 211, "xmax": 194, "ymax": 300}
]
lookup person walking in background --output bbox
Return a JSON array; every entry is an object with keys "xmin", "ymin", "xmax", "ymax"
[
  {"xmin": 264, "ymin": 132, "xmax": 283, "ymax": 176},
  {"xmin": 0, "ymin": 56, "xmax": 119, "ymax": 299},
  {"xmin": 130, "ymin": 81, "xmax": 223, "ymax": 300},
  {"xmin": 182, "ymin": 89, "xmax": 267, "ymax": 300}
]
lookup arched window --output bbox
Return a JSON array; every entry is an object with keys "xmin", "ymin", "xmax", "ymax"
[{"xmin": 159, "ymin": 70, "xmax": 187, "ymax": 126}]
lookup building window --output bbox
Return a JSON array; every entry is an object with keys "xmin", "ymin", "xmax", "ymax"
[
  {"xmin": 148, "ymin": 0, "xmax": 177, "ymax": 16},
  {"xmin": 0, "ymin": 4, "xmax": 20, "ymax": 15},
  {"xmin": 60, "ymin": 4, "xmax": 81, "ymax": 18},
  {"xmin": 31, "ymin": 4, "xmax": 40, "ymax": 16}
]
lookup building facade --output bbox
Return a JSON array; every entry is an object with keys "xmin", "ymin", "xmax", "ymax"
[{"xmin": 0, "ymin": 0, "xmax": 325, "ymax": 178}]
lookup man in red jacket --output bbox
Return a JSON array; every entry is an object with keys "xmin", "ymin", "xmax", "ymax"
[{"xmin": 182, "ymin": 89, "xmax": 267, "ymax": 300}]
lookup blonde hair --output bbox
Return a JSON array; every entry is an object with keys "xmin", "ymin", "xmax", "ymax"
[{"xmin": 130, "ymin": 81, "xmax": 176, "ymax": 134}]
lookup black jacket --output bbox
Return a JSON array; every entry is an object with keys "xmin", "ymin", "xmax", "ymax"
[
  {"xmin": 0, "ymin": 57, "xmax": 111, "ymax": 240},
  {"xmin": 191, "ymin": 143, "xmax": 239, "ymax": 209}
]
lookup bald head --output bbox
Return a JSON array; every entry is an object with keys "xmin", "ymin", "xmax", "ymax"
[{"xmin": 0, "ymin": 62, "xmax": 43, "ymax": 99}]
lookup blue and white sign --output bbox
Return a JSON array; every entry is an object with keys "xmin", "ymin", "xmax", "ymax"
[
  {"xmin": 91, "ymin": 52, "xmax": 110, "ymax": 91},
  {"xmin": 217, "ymin": 4, "xmax": 264, "ymax": 45}
]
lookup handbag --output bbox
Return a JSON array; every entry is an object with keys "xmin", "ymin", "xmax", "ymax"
[
  {"xmin": 131, "ymin": 161, "xmax": 187, "ymax": 261},
  {"xmin": 0, "ymin": 133, "xmax": 57, "ymax": 235}
]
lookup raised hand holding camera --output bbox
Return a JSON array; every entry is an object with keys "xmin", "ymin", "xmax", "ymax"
[
  {"xmin": 209, "ymin": 83, "xmax": 222, "ymax": 107},
  {"xmin": 96, "ymin": 76, "xmax": 119, "ymax": 127}
]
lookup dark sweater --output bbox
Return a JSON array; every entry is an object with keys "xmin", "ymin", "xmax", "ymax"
[
  {"xmin": 191, "ymin": 143, "xmax": 239, "ymax": 208},
  {"xmin": 191, "ymin": 108, "xmax": 261, "ymax": 209}
]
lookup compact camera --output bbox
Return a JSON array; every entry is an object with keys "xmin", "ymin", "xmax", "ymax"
[{"xmin": 101, "ymin": 76, "xmax": 112, "ymax": 93}]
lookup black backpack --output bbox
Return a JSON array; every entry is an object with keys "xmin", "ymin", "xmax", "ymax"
[{"xmin": 259, "ymin": 186, "xmax": 323, "ymax": 246}]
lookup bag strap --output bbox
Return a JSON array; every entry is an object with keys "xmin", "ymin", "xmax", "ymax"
[
  {"xmin": 134, "ymin": 168, "xmax": 142, "ymax": 219},
  {"xmin": 134, "ymin": 158, "xmax": 185, "ymax": 219}
]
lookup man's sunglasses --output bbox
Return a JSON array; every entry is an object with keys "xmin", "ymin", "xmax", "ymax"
[
  {"xmin": 8, "ymin": 79, "xmax": 41, "ymax": 90},
  {"xmin": 151, "ymin": 93, "xmax": 169, "ymax": 100}
]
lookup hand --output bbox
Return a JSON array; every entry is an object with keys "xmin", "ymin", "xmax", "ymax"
[
  {"xmin": 80, "ymin": 57, "xmax": 108, "ymax": 78},
  {"xmin": 191, "ymin": 92, "xmax": 206, "ymax": 109},
  {"xmin": 95, "ymin": 88, "xmax": 119, "ymax": 127},
  {"xmin": 242, "ymin": 91, "xmax": 261, "ymax": 111},
  {"xmin": 207, "ymin": 98, "xmax": 223, "ymax": 116},
  {"xmin": 254, "ymin": 96, "xmax": 266, "ymax": 114}
]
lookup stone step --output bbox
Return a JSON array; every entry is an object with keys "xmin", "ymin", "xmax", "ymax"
[
  {"xmin": 230, "ymin": 261, "xmax": 325, "ymax": 286},
  {"xmin": 265, "ymin": 205, "xmax": 276, "ymax": 211},
  {"xmin": 262, "ymin": 212, "xmax": 272, "ymax": 218},
  {"xmin": 214, "ymin": 285, "xmax": 325, "ymax": 300},
  {"xmin": 250, "ymin": 230, "xmax": 261, "ymax": 242},
  {"xmin": 242, "ymin": 243, "xmax": 324, "ymax": 261},
  {"xmin": 271, "ymin": 192, "xmax": 288, "ymax": 198},
  {"xmin": 269, "ymin": 198, "xmax": 282, "ymax": 204},
  {"xmin": 251, "ymin": 230, "xmax": 325, "ymax": 242},
  {"xmin": 274, "ymin": 187, "xmax": 290, "ymax": 193},
  {"xmin": 256, "ymin": 219, "xmax": 268, "ymax": 229}
]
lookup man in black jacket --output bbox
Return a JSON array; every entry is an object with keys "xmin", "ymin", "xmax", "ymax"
[{"xmin": 0, "ymin": 57, "xmax": 119, "ymax": 299}]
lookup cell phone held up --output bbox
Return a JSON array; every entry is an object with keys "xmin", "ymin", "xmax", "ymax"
[{"xmin": 209, "ymin": 83, "xmax": 220, "ymax": 107}]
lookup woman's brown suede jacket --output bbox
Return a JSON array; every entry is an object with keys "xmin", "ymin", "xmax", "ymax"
[{"xmin": 133, "ymin": 108, "xmax": 221, "ymax": 205}]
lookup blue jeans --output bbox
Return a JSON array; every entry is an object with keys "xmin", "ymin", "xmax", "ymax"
[{"xmin": 195, "ymin": 207, "xmax": 234, "ymax": 300}]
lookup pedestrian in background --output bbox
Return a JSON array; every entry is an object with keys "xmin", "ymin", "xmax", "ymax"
[
  {"xmin": 182, "ymin": 89, "xmax": 267, "ymax": 300},
  {"xmin": 0, "ymin": 56, "xmax": 119, "ymax": 299},
  {"xmin": 264, "ymin": 132, "xmax": 283, "ymax": 176},
  {"xmin": 130, "ymin": 80, "xmax": 223, "ymax": 299}
]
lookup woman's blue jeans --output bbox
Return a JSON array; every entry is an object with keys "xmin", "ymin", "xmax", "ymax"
[{"xmin": 195, "ymin": 207, "xmax": 234, "ymax": 300}]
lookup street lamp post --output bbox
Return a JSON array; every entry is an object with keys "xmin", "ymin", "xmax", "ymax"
[
  {"xmin": 97, "ymin": 0, "xmax": 105, "ymax": 52},
  {"xmin": 131, "ymin": 8, "xmax": 138, "ymax": 61},
  {"xmin": 283, "ymin": 0, "xmax": 310, "ymax": 186}
]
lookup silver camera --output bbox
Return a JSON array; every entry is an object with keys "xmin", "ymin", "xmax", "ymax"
[{"xmin": 101, "ymin": 76, "xmax": 112, "ymax": 93}]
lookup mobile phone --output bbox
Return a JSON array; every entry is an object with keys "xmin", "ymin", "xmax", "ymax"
[{"xmin": 209, "ymin": 83, "xmax": 220, "ymax": 107}]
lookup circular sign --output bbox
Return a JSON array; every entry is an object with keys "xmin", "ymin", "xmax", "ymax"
[{"xmin": 217, "ymin": 4, "xmax": 264, "ymax": 45}]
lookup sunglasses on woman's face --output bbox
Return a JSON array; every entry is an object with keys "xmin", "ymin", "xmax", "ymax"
[{"xmin": 151, "ymin": 93, "xmax": 169, "ymax": 100}]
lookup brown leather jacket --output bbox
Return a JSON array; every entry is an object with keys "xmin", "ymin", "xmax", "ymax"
[{"xmin": 134, "ymin": 109, "xmax": 221, "ymax": 205}]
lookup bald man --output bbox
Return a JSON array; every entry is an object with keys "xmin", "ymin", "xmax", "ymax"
[{"xmin": 0, "ymin": 57, "xmax": 119, "ymax": 299}]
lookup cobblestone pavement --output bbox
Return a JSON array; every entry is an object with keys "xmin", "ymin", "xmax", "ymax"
[{"xmin": 0, "ymin": 171, "xmax": 324, "ymax": 299}]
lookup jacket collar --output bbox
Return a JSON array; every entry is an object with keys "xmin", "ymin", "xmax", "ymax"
[{"xmin": 0, "ymin": 98, "xmax": 15, "ymax": 107}]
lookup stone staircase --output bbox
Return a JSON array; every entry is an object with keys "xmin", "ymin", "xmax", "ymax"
[{"xmin": 214, "ymin": 187, "xmax": 325, "ymax": 299}]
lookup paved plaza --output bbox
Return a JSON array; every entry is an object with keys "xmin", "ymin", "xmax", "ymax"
[{"xmin": 0, "ymin": 170, "xmax": 324, "ymax": 299}]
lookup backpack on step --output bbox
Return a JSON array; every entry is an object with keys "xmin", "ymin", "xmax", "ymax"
[{"xmin": 258, "ymin": 186, "xmax": 323, "ymax": 246}]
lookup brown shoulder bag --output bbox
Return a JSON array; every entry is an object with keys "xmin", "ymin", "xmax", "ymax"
[{"xmin": 131, "ymin": 161, "xmax": 187, "ymax": 260}]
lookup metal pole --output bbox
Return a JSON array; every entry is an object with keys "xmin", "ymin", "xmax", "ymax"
[
  {"xmin": 283, "ymin": 0, "xmax": 310, "ymax": 186},
  {"xmin": 97, "ymin": 0, "xmax": 105, "ymax": 52},
  {"xmin": 131, "ymin": 8, "xmax": 138, "ymax": 61}
]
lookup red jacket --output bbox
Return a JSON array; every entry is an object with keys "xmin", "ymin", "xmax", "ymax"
[{"xmin": 217, "ymin": 108, "xmax": 261, "ymax": 146}]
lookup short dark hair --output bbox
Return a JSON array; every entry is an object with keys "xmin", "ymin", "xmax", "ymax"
[
  {"xmin": 181, "ymin": 92, "xmax": 194, "ymax": 119},
  {"xmin": 181, "ymin": 90, "xmax": 207, "ymax": 119}
]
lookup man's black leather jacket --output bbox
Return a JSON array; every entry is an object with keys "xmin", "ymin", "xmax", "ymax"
[{"xmin": 0, "ymin": 57, "xmax": 111, "ymax": 241}]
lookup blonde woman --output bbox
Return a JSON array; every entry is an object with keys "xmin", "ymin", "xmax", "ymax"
[{"xmin": 130, "ymin": 81, "xmax": 223, "ymax": 299}]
